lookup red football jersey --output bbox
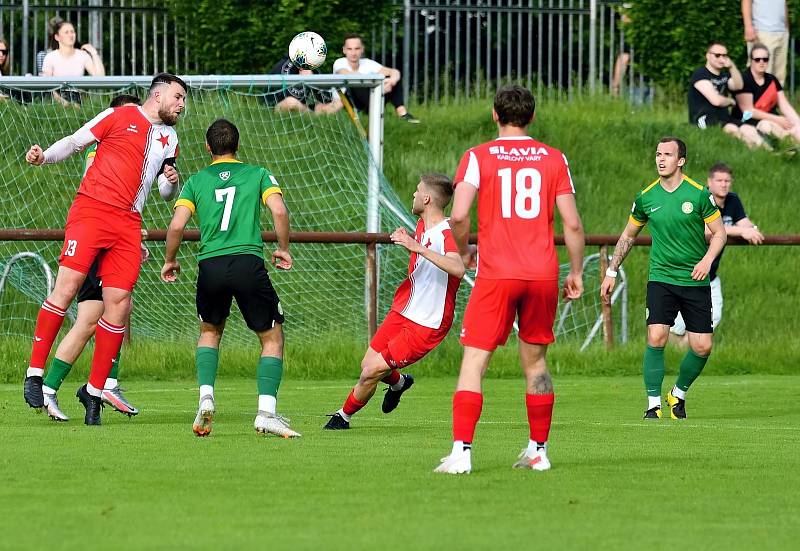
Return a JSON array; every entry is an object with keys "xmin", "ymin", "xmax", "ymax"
[
  {"xmin": 390, "ymin": 219, "xmax": 461, "ymax": 330},
  {"xmin": 454, "ymin": 136, "xmax": 575, "ymax": 280},
  {"xmin": 79, "ymin": 105, "xmax": 179, "ymax": 213}
]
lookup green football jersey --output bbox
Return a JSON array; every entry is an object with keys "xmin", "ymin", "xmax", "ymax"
[
  {"xmin": 175, "ymin": 159, "xmax": 282, "ymax": 261},
  {"xmin": 629, "ymin": 176, "xmax": 720, "ymax": 287}
]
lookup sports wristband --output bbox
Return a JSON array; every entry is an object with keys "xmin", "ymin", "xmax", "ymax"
[{"xmin": 605, "ymin": 268, "xmax": 618, "ymax": 278}]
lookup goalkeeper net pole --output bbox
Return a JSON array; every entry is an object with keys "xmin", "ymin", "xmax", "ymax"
[{"xmin": 0, "ymin": 74, "xmax": 628, "ymax": 349}]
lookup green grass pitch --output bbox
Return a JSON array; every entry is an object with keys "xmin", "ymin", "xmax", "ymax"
[{"xmin": 2, "ymin": 375, "xmax": 799, "ymax": 549}]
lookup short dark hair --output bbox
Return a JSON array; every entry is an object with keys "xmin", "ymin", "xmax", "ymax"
[
  {"xmin": 707, "ymin": 41, "xmax": 727, "ymax": 51},
  {"xmin": 149, "ymin": 72, "xmax": 187, "ymax": 96},
  {"xmin": 658, "ymin": 136, "xmax": 687, "ymax": 160},
  {"xmin": 708, "ymin": 162, "xmax": 732, "ymax": 178},
  {"xmin": 206, "ymin": 119, "xmax": 239, "ymax": 156},
  {"xmin": 109, "ymin": 94, "xmax": 141, "ymax": 108},
  {"xmin": 343, "ymin": 33, "xmax": 363, "ymax": 45},
  {"xmin": 421, "ymin": 173, "xmax": 453, "ymax": 209},
  {"xmin": 493, "ymin": 84, "xmax": 536, "ymax": 128}
]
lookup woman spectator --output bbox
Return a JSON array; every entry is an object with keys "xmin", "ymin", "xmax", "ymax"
[
  {"xmin": 0, "ymin": 38, "xmax": 10, "ymax": 76},
  {"xmin": 41, "ymin": 19, "xmax": 105, "ymax": 104},
  {"xmin": 733, "ymin": 43, "xmax": 800, "ymax": 145}
]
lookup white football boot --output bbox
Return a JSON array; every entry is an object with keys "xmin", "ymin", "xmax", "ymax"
[
  {"xmin": 192, "ymin": 395, "xmax": 215, "ymax": 437},
  {"xmin": 43, "ymin": 392, "xmax": 69, "ymax": 422},
  {"xmin": 254, "ymin": 411, "xmax": 301, "ymax": 438},
  {"xmin": 433, "ymin": 448, "xmax": 472, "ymax": 474},
  {"xmin": 512, "ymin": 446, "xmax": 551, "ymax": 471}
]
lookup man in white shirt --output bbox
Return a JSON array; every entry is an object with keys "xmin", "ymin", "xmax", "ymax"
[{"xmin": 333, "ymin": 33, "xmax": 420, "ymax": 123}]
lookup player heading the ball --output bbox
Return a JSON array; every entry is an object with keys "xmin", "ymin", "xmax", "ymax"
[{"xmin": 24, "ymin": 73, "xmax": 186, "ymax": 425}]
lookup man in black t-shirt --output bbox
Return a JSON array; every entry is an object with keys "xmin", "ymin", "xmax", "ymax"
[
  {"xmin": 688, "ymin": 42, "xmax": 762, "ymax": 148},
  {"xmin": 263, "ymin": 56, "xmax": 341, "ymax": 114},
  {"xmin": 733, "ymin": 43, "xmax": 800, "ymax": 144},
  {"xmin": 671, "ymin": 163, "xmax": 764, "ymax": 346}
]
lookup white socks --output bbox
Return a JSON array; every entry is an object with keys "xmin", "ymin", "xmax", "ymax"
[
  {"xmin": 671, "ymin": 386, "xmax": 686, "ymax": 400},
  {"xmin": 337, "ymin": 408, "xmax": 351, "ymax": 422},
  {"xmin": 104, "ymin": 378, "xmax": 118, "ymax": 391},
  {"xmin": 258, "ymin": 394, "xmax": 277, "ymax": 414},
  {"xmin": 42, "ymin": 385, "xmax": 56, "ymax": 396},
  {"xmin": 199, "ymin": 385, "xmax": 214, "ymax": 402},
  {"xmin": 452, "ymin": 441, "xmax": 471, "ymax": 455},
  {"xmin": 86, "ymin": 383, "xmax": 102, "ymax": 397},
  {"xmin": 27, "ymin": 367, "xmax": 44, "ymax": 377},
  {"xmin": 526, "ymin": 440, "xmax": 546, "ymax": 455},
  {"xmin": 389, "ymin": 375, "xmax": 405, "ymax": 392},
  {"xmin": 648, "ymin": 395, "xmax": 661, "ymax": 409}
]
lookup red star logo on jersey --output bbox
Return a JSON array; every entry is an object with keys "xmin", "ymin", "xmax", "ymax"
[{"xmin": 156, "ymin": 133, "xmax": 169, "ymax": 148}]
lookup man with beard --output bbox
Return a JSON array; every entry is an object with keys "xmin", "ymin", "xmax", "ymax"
[
  {"xmin": 323, "ymin": 174, "xmax": 464, "ymax": 430},
  {"xmin": 23, "ymin": 73, "xmax": 186, "ymax": 425}
]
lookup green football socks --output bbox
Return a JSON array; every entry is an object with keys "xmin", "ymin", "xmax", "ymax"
[
  {"xmin": 675, "ymin": 349, "xmax": 709, "ymax": 392},
  {"xmin": 643, "ymin": 345, "xmax": 665, "ymax": 398},
  {"xmin": 43, "ymin": 358, "xmax": 73, "ymax": 391},
  {"xmin": 108, "ymin": 351, "xmax": 121, "ymax": 379},
  {"xmin": 196, "ymin": 347, "xmax": 219, "ymax": 387},
  {"xmin": 257, "ymin": 356, "xmax": 283, "ymax": 397}
]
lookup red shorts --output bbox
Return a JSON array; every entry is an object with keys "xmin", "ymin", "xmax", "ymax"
[
  {"xmin": 369, "ymin": 310, "xmax": 449, "ymax": 369},
  {"xmin": 460, "ymin": 278, "xmax": 559, "ymax": 350},
  {"xmin": 59, "ymin": 195, "xmax": 143, "ymax": 292}
]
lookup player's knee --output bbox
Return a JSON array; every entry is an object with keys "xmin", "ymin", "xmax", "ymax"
[
  {"xmin": 359, "ymin": 360, "xmax": 388, "ymax": 383},
  {"xmin": 691, "ymin": 340, "xmax": 712, "ymax": 357},
  {"xmin": 756, "ymin": 120, "xmax": 772, "ymax": 134},
  {"xmin": 647, "ymin": 328, "xmax": 669, "ymax": 348}
]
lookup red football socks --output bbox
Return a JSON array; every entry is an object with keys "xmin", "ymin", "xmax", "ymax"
[
  {"xmin": 526, "ymin": 393, "xmax": 555, "ymax": 443},
  {"xmin": 342, "ymin": 389, "xmax": 367, "ymax": 416},
  {"xmin": 29, "ymin": 300, "xmax": 67, "ymax": 369},
  {"xmin": 452, "ymin": 390, "xmax": 483, "ymax": 443},
  {"xmin": 87, "ymin": 318, "xmax": 126, "ymax": 394},
  {"xmin": 381, "ymin": 369, "xmax": 401, "ymax": 386}
]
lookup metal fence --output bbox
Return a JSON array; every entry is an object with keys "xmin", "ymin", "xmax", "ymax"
[
  {"xmin": 0, "ymin": 0, "xmax": 193, "ymax": 76},
  {"xmin": 367, "ymin": 0, "xmax": 797, "ymax": 103},
  {"xmin": 364, "ymin": 0, "xmax": 652, "ymax": 104}
]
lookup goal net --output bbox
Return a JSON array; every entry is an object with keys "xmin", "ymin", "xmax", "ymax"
[{"xmin": 0, "ymin": 75, "xmax": 626, "ymax": 349}]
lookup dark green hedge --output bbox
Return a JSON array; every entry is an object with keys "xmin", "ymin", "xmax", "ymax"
[
  {"xmin": 168, "ymin": 0, "xmax": 396, "ymax": 74},
  {"xmin": 628, "ymin": 0, "xmax": 799, "ymax": 91}
]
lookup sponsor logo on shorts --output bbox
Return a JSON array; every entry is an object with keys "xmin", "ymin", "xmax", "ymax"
[
  {"xmin": 277, "ymin": 302, "xmax": 283, "ymax": 316},
  {"xmin": 682, "ymin": 202, "xmax": 694, "ymax": 214},
  {"xmin": 219, "ymin": 171, "xmax": 231, "ymax": 181}
]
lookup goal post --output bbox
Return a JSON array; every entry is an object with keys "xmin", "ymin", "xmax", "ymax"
[{"xmin": 0, "ymin": 74, "xmax": 629, "ymax": 350}]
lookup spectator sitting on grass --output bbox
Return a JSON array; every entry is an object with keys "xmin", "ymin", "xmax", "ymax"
[
  {"xmin": 688, "ymin": 41, "xmax": 763, "ymax": 149},
  {"xmin": 264, "ymin": 56, "xmax": 341, "ymax": 114},
  {"xmin": 733, "ymin": 43, "xmax": 800, "ymax": 146},
  {"xmin": 333, "ymin": 33, "xmax": 419, "ymax": 123}
]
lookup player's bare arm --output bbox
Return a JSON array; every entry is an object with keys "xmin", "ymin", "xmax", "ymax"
[
  {"xmin": 161, "ymin": 205, "xmax": 192, "ymax": 282},
  {"xmin": 449, "ymin": 182, "xmax": 478, "ymax": 269},
  {"xmin": 390, "ymin": 227, "xmax": 466, "ymax": 279},
  {"xmin": 555, "ymin": 193, "xmax": 585, "ymax": 300},
  {"xmin": 725, "ymin": 59, "xmax": 744, "ymax": 92},
  {"xmin": 600, "ymin": 219, "xmax": 643, "ymax": 303},
  {"xmin": 266, "ymin": 193, "xmax": 292, "ymax": 270},
  {"xmin": 693, "ymin": 217, "xmax": 727, "ymax": 281}
]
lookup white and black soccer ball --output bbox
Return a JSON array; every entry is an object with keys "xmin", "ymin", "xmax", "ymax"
[{"xmin": 289, "ymin": 32, "xmax": 327, "ymax": 70}]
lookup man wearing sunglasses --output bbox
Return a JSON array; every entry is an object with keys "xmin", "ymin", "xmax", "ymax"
[
  {"xmin": 733, "ymin": 43, "xmax": 800, "ymax": 145},
  {"xmin": 688, "ymin": 42, "xmax": 762, "ymax": 148}
]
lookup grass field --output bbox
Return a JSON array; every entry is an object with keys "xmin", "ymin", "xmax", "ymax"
[{"xmin": 2, "ymin": 375, "xmax": 799, "ymax": 549}]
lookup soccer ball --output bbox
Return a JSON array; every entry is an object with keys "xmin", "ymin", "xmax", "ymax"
[{"xmin": 289, "ymin": 32, "xmax": 327, "ymax": 70}]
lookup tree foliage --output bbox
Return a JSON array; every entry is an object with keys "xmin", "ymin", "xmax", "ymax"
[{"xmin": 168, "ymin": 0, "xmax": 396, "ymax": 74}]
